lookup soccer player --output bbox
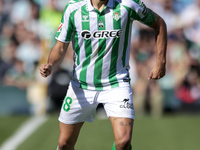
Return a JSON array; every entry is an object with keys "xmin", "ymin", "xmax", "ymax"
[{"xmin": 39, "ymin": 0, "xmax": 167, "ymax": 149}]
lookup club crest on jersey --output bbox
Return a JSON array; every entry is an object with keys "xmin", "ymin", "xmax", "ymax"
[
  {"xmin": 113, "ymin": 12, "xmax": 121, "ymax": 21},
  {"xmin": 57, "ymin": 22, "xmax": 63, "ymax": 32},
  {"xmin": 98, "ymin": 20, "xmax": 104, "ymax": 28},
  {"xmin": 82, "ymin": 15, "xmax": 89, "ymax": 22}
]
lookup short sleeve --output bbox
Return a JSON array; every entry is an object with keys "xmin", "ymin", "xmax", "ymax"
[
  {"xmin": 123, "ymin": 0, "xmax": 156, "ymax": 26},
  {"xmin": 55, "ymin": 4, "xmax": 74, "ymax": 43},
  {"xmin": 136, "ymin": 4, "xmax": 156, "ymax": 26}
]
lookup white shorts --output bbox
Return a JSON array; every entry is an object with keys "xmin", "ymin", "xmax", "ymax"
[{"xmin": 59, "ymin": 82, "xmax": 134, "ymax": 124}]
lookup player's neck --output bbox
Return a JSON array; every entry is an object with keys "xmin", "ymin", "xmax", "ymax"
[{"xmin": 91, "ymin": 0, "xmax": 109, "ymax": 12}]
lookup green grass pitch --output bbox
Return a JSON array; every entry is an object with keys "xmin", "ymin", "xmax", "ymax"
[{"xmin": 1, "ymin": 114, "xmax": 200, "ymax": 150}]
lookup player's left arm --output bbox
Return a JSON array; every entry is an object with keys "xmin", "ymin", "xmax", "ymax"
[{"xmin": 148, "ymin": 13, "xmax": 167, "ymax": 80}]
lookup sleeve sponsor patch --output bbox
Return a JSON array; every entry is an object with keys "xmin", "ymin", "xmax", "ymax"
[
  {"xmin": 57, "ymin": 22, "xmax": 63, "ymax": 32},
  {"xmin": 138, "ymin": 0, "xmax": 148, "ymax": 18}
]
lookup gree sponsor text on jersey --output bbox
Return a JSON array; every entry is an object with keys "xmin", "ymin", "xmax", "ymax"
[{"xmin": 81, "ymin": 29, "xmax": 123, "ymax": 39}]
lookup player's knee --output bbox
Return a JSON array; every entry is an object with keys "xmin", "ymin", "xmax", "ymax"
[{"xmin": 115, "ymin": 136, "xmax": 131, "ymax": 150}]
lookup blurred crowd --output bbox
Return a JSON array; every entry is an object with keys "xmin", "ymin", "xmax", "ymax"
[
  {"xmin": 0, "ymin": 0, "xmax": 200, "ymax": 116},
  {"xmin": 130, "ymin": 0, "xmax": 200, "ymax": 117}
]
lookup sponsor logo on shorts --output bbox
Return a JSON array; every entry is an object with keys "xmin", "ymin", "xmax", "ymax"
[{"xmin": 120, "ymin": 99, "xmax": 133, "ymax": 109}]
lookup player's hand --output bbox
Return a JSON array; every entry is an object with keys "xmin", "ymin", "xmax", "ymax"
[
  {"xmin": 39, "ymin": 64, "xmax": 53, "ymax": 78},
  {"xmin": 148, "ymin": 63, "xmax": 165, "ymax": 80}
]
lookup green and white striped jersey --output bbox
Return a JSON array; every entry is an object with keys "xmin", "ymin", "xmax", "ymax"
[{"xmin": 55, "ymin": 0, "xmax": 156, "ymax": 90}]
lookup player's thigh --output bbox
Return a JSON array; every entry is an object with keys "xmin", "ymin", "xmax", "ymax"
[
  {"xmin": 110, "ymin": 117, "xmax": 134, "ymax": 141},
  {"xmin": 59, "ymin": 82, "xmax": 98, "ymax": 124},
  {"xmin": 101, "ymin": 86, "xmax": 134, "ymax": 141},
  {"xmin": 59, "ymin": 122, "xmax": 84, "ymax": 144},
  {"xmin": 102, "ymin": 86, "xmax": 134, "ymax": 119}
]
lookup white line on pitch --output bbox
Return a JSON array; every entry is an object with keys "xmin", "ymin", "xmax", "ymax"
[{"xmin": 0, "ymin": 116, "xmax": 48, "ymax": 150}]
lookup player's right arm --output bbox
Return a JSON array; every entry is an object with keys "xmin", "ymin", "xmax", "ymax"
[
  {"xmin": 39, "ymin": 40, "xmax": 69, "ymax": 78},
  {"xmin": 40, "ymin": 1, "xmax": 74, "ymax": 78}
]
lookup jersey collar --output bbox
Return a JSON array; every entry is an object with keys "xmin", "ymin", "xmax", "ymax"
[{"xmin": 87, "ymin": 0, "xmax": 115, "ymax": 11}]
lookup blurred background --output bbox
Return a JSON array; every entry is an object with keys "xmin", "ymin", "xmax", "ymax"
[{"xmin": 0, "ymin": 0, "xmax": 200, "ymax": 150}]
